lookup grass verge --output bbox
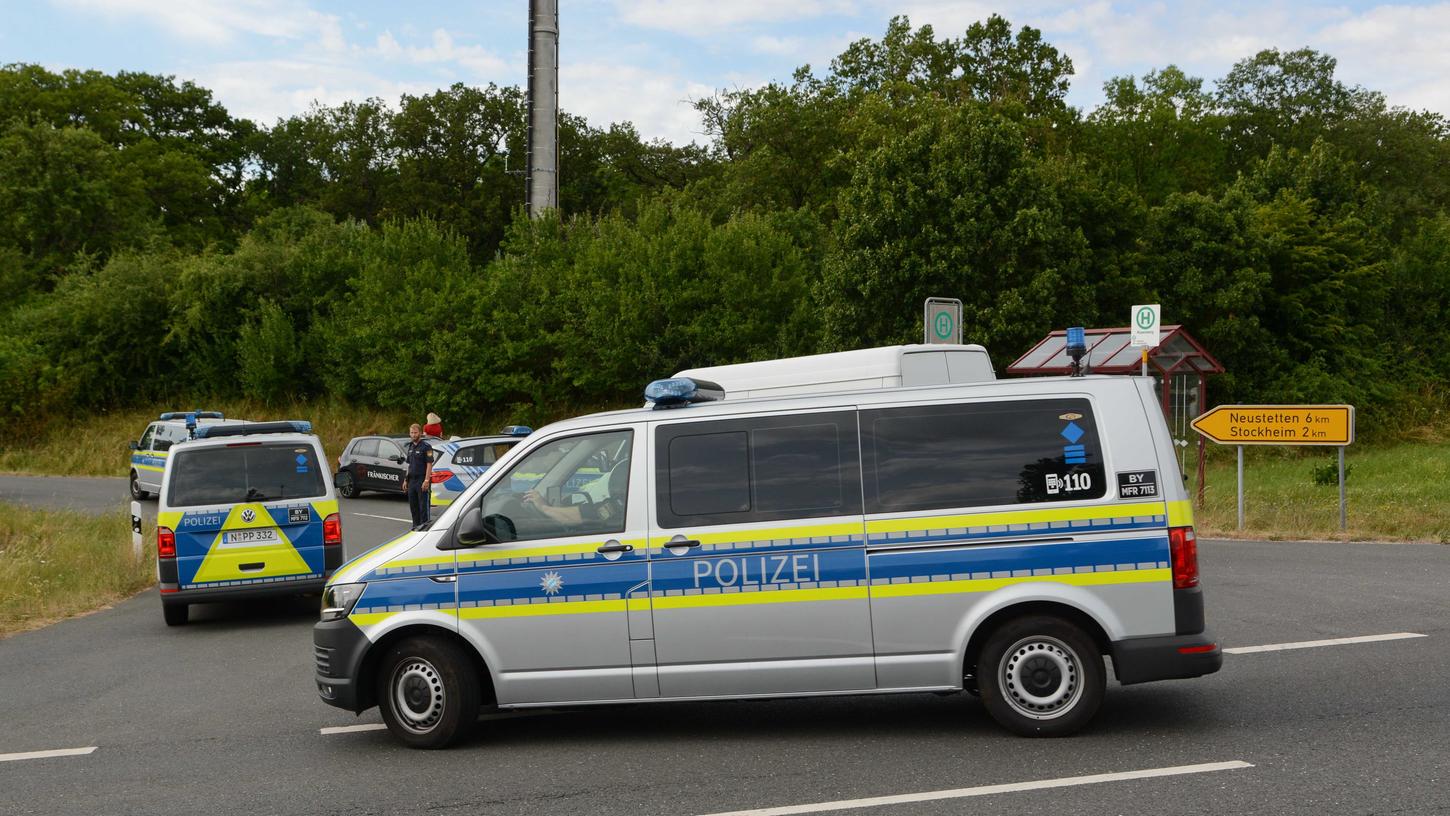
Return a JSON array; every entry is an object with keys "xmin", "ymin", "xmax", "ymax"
[
  {"xmin": 1192, "ymin": 441, "xmax": 1450, "ymax": 542},
  {"xmin": 0, "ymin": 503, "xmax": 155, "ymax": 638}
]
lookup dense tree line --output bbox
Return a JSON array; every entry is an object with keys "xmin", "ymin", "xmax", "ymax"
[{"xmin": 2, "ymin": 15, "xmax": 1447, "ymax": 433}]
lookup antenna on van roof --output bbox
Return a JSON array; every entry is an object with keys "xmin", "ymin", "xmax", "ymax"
[{"xmin": 1066, "ymin": 327, "xmax": 1088, "ymax": 377}]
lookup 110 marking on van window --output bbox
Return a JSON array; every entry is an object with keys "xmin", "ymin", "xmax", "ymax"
[
  {"xmin": 1045, "ymin": 472, "xmax": 1092, "ymax": 495},
  {"xmin": 694, "ymin": 554, "xmax": 820, "ymax": 589}
]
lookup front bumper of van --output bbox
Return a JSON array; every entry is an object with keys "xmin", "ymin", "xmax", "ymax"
[
  {"xmin": 314, "ymin": 616, "xmax": 370, "ymax": 712},
  {"xmin": 1111, "ymin": 631, "xmax": 1223, "ymax": 685}
]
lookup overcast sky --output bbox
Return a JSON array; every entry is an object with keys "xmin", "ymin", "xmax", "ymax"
[{"xmin": 3, "ymin": 1, "xmax": 1448, "ymax": 145}]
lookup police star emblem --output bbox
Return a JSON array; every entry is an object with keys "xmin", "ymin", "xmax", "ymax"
[{"xmin": 540, "ymin": 571, "xmax": 564, "ymax": 596}]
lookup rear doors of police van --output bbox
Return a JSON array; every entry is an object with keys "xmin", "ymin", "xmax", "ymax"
[
  {"xmin": 647, "ymin": 408, "xmax": 873, "ymax": 698},
  {"xmin": 164, "ymin": 441, "xmax": 336, "ymax": 590}
]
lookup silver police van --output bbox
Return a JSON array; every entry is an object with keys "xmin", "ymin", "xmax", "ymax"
[{"xmin": 314, "ymin": 367, "xmax": 1220, "ymax": 747}]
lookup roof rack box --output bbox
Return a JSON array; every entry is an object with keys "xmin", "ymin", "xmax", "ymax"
[{"xmin": 673, "ymin": 344, "xmax": 994, "ymax": 400}]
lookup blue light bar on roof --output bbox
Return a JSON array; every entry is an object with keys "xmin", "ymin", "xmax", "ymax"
[
  {"xmin": 194, "ymin": 420, "xmax": 312, "ymax": 439},
  {"xmin": 644, "ymin": 378, "xmax": 725, "ymax": 409},
  {"xmin": 499, "ymin": 426, "xmax": 533, "ymax": 436},
  {"xmin": 159, "ymin": 411, "xmax": 224, "ymax": 421}
]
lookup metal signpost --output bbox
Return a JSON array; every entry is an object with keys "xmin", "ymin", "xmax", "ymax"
[
  {"xmin": 1130, "ymin": 303, "xmax": 1160, "ymax": 376},
  {"xmin": 1190, "ymin": 404, "xmax": 1355, "ymax": 531},
  {"xmin": 923, "ymin": 297, "xmax": 962, "ymax": 345}
]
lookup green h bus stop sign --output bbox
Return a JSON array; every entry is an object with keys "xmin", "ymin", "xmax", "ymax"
[{"xmin": 924, "ymin": 297, "xmax": 962, "ymax": 345}]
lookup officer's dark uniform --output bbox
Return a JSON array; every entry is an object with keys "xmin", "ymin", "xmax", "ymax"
[{"xmin": 404, "ymin": 438, "xmax": 434, "ymax": 529}]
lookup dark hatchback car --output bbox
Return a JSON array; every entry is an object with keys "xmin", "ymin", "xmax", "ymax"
[{"xmin": 334, "ymin": 435, "xmax": 433, "ymax": 498}]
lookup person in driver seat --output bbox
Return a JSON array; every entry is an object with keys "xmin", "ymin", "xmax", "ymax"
[{"xmin": 521, "ymin": 461, "xmax": 628, "ymax": 533}]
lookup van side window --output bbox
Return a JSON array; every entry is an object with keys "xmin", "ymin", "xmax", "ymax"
[
  {"xmin": 656, "ymin": 411, "xmax": 861, "ymax": 528},
  {"xmin": 862, "ymin": 398, "xmax": 1107, "ymax": 513},
  {"xmin": 139, "ymin": 425, "xmax": 156, "ymax": 450}
]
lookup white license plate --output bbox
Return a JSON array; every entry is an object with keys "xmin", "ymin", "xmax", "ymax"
[{"xmin": 223, "ymin": 529, "xmax": 281, "ymax": 545}]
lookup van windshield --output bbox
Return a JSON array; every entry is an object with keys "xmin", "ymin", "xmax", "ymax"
[{"xmin": 168, "ymin": 443, "xmax": 326, "ymax": 508}]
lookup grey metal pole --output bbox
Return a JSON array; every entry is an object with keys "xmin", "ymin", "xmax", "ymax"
[
  {"xmin": 526, "ymin": 0, "xmax": 559, "ymax": 216},
  {"xmin": 1338, "ymin": 446, "xmax": 1346, "ymax": 532},
  {"xmin": 1236, "ymin": 445, "xmax": 1244, "ymax": 531}
]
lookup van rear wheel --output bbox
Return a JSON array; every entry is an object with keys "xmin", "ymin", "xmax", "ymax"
[
  {"xmin": 162, "ymin": 603, "xmax": 188, "ymax": 626},
  {"xmin": 378, "ymin": 636, "xmax": 480, "ymax": 749},
  {"xmin": 978, "ymin": 615, "xmax": 1104, "ymax": 737}
]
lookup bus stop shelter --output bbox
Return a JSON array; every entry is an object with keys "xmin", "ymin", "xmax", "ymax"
[{"xmin": 1006, "ymin": 325, "xmax": 1225, "ymax": 505}]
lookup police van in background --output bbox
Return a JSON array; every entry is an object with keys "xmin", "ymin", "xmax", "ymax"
[
  {"xmin": 157, "ymin": 421, "xmax": 343, "ymax": 626},
  {"xmin": 129, "ymin": 411, "xmax": 243, "ymax": 500},
  {"xmin": 429, "ymin": 428, "xmax": 532, "ymax": 510},
  {"xmin": 314, "ymin": 342, "xmax": 1220, "ymax": 747}
]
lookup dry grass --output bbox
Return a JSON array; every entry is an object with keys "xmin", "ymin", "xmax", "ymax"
[
  {"xmin": 0, "ymin": 400, "xmax": 435, "ymax": 477},
  {"xmin": 0, "ymin": 503, "xmax": 156, "ymax": 638},
  {"xmin": 1192, "ymin": 442, "xmax": 1450, "ymax": 543}
]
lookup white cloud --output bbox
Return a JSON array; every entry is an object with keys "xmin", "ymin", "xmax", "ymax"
[
  {"xmin": 1315, "ymin": 3, "xmax": 1450, "ymax": 112},
  {"xmin": 371, "ymin": 27, "xmax": 510, "ymax": 76},
  {"xmin": 560, "ymin": 61, "xmax": 713, "ymax": 145},
  {"xmin": 53, "ymin": 0, "xmax": 336, "ymax": 45},
  {"xmin": 615, "ymin": 0, "xmax": 858, "ymax": 34}
]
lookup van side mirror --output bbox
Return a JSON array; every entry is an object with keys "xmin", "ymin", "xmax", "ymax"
[
  {"xmin": 456, "ymin": 508, "xmax": 499, "ymax": 548},
  {"xmin": 129, "ymin": 441, "xmax": 139, "ymax": 450}
]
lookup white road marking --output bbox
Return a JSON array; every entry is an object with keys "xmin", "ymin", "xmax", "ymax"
[
  {"xmin": 1225, "ymin": 632, "xmax": 1426, "ymax": 655},
  {"xmin": 695, "ymin": 761, "xmax": 1253, "ymax": 816},
  {"xmin": 320, "ymin": 723, "xmax": 387, "ymax": 735},
  {"xmin": 351, "ymin": 513, "xmax": 411, "ymax": 523},
  {"xmin": 0, "ymin": 747, "xmax": 97, "ymax": 763},
  {"xmin": 320, "ymin": 710, "xmax": 561, "ymax": 735}
]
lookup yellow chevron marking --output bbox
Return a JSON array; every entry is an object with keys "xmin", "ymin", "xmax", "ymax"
[{"xmin": 192, "ymin": 503, "xmax": 310, "ymax": 583}]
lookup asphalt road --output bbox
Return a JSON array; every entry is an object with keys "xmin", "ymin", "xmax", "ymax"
[{"xmin": 2, "ymin": 475, "xmax": 1448, "ymax": 815}]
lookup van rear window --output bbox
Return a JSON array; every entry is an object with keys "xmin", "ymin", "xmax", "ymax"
[
  {"xmin": 862, "ymin": 398, "xmax": 1107, "ymax": 513},
  {"xmin": 168, "ymin": 443, "xmax": 326, "ymax": 508}
]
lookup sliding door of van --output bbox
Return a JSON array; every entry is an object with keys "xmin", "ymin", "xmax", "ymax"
[{"xmin": 647, "ymin": 409, "xmax": 872, "ymax": 698}]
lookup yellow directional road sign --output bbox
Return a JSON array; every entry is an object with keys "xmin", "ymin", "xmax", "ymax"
[{"xmin": 1191, "ymin": 404, "xmax": 1354, "ymax": 446}]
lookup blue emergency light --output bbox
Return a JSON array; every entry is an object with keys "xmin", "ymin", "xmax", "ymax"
[
  {"xmin": 499, "ymin": 426, "xmax": 533, "ymax": 437},
  {"xmin": 644, "ymin": 378, "xmax": 725, "ymax": 409},
  {"xmin": 158, "ymin": 410, "xmax": 224, "ymax": 421},
  {"xmin": 194, "ymin": 420, "xmax": 312, "ymax": 439},
  {"xmin": 1066, "ymin": 326, "xmax": 1088, "ymax": 377}
]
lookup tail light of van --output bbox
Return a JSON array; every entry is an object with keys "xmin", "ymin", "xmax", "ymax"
[
  {"xmin": 323, "ymin": 513, "xmax": 342, "ymax": 547},
  {"xmin": 430, "ymin": 470, "xmax": 453, "ymax": 484},
  {"xmin": 157, "ymin": 526, "xmax": 176, "ymax": 559},
  {"xmin": 1168, "ymin": 526, "xmax": 1199, "ymax": 589}
]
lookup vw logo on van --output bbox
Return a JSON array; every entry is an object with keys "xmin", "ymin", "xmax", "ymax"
[{"xmin": 241, "ymin": 508, "xmax": 255, "ymax": 523}]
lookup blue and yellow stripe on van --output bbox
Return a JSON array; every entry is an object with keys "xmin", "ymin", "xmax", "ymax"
[
  {"xmin": 131, "ymin": 451, "xmax": 167, "ymax": 474},
  {"xmin": 345, "ymin": 499, "xmax": 1188, "ymax": 629}
]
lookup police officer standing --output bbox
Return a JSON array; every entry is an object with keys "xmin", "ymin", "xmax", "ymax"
[{"xmin": 401, "ymin": 423, "xmax": 434, "ymax": 530}]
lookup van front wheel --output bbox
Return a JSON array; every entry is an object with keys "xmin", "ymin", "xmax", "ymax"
[
  {"xmin": 130, "ymin": 471, "xmax": 149, "ymax": 500},
  {"xmin": 378, "ymin": 636, "xmax": 480, "ymax": 749},
  {"xmin": 978, "ymin": 615, "xmax": 1104, "ymax": 737}
]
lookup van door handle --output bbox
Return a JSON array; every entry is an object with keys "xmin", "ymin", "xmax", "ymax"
[
  {"xmin": 665, "ymin": 536, "xmax": 701, "ymax": 551},
  {"xmin": 596, "ymin": 541, "xmax": 634, "ymax": 554}
]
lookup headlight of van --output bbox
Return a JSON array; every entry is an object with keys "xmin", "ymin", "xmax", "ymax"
[{"xmin": 321, "ymin": 582, "xmax": 366, "ymax": 621}]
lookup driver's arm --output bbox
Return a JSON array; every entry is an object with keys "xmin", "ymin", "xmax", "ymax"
[{"xmin": 523, "ymin": 489, "xmax": 583, "ymax": 524}]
